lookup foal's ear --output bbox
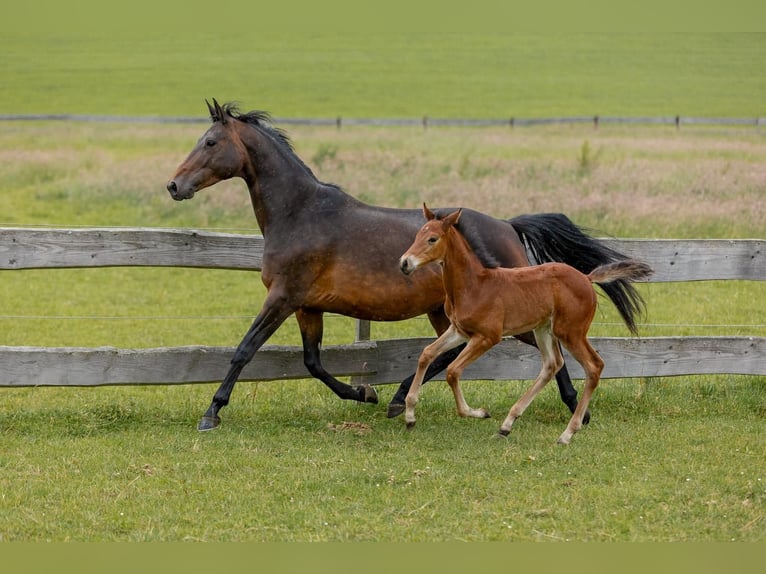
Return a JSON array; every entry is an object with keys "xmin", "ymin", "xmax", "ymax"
[
  {"xmin": 423, "ymin": 203, "xmax": 436, "ymax": 221},
  {"xmin": 444, "ymin": 208, "xmax": 462, "ymax": 227}
]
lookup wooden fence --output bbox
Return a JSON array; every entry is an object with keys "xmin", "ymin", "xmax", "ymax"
[{"xmin": 1, "ymin": 227, "xmax": 764, "ymax": 387}]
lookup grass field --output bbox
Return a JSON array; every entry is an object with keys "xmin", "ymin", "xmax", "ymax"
[
  {"xmin": 2, "ymin": 31, "xmax": 765, "ymax": 118},
  {"xmin": 0, "ymin": 29, "xmax": 764, "ymax": 543}
]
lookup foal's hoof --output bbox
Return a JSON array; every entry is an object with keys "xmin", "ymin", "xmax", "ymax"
[
  {"xmin": 386, "ymin": 402, "xmax": 405, "ymax": 418},
  {"xmin": 405, "ymin": 420, "xmax": 416, "ymax": 431},
  {"xmin": 198, "ymin": 415, "xmax": 221, "ymax": 432},
  {"xmin": 582, "ymin": 409, "xmax": 591, "ymax": 425},
  {"xmin": 358, "ymin": 384, "xmax": 379, "ymax": 404},
  {"xmin": 495, "ymin": 429, "xmax": 511, "ymax": 439}
]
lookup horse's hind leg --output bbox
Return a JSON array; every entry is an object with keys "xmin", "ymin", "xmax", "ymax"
[
  {"xmin": 497, "ymin": 325, "xmax": 563, "ymax": 438},
  {"xmin": 296, "ymin": 309, "xmax": 378, "ymax": 404},
  {"xmin": 556, "ymin": 338, "xmax": 603, "ymax": 445},
  {"xmin": 199, "ymin": 291, "xmax": 295, "ymax": 431}
]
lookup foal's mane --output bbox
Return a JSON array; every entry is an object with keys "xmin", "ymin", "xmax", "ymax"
[{"xmin": 431, "ymin": 209, "xmax": 502, "ymax": 269}]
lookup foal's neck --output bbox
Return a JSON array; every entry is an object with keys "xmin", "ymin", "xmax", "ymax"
[{"xmin": 440, "ymin": 228, "xmax": 489, "ymax": 301}]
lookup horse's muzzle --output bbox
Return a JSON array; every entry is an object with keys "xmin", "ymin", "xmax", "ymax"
[
  {"xmin": 166, "ymin": 180, "xmax": 194, "ymax": 201},
  {"xmin": 399, "ymin": 257, "xmax": 414, "ymax": 275}
]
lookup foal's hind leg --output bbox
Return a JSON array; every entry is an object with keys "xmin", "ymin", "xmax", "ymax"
[
  {"xmin": 514, "ymin": 330, "xmax": 590, "ymax": 425},
  {"xmin": 497, "ymin": 325, "xmax": 563, "ymax": 438},
  {"xmin": 556, "ymin": 338, "xmax": 604, "ymax": 445},
  {"xmin": 296, "ymin": 309, "xmax": 378, "ymax": 404}
]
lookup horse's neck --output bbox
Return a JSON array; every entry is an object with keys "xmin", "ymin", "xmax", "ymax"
[
  {"xmin": 241, "ymin": 127, "xmax": 331, "ymax": 234},
  {"xmin": 441, "ymin": 229, "xmax": 488, "ymax": 304}
]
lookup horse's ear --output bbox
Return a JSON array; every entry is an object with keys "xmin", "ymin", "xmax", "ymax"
[
  {"xmin": 444, "ymin": 208, "xmax": 462, "ymax": 227},
  {"xmin": 423, "ymin": 203, "xmax": 436, "ymax": 221},
  {"xmin": 206, "ymin": 99, "xmax": 216, "ymax": 122},
  {"xmin": 212, "ymin": 98, "xmax": 228, "ymax": 125}
]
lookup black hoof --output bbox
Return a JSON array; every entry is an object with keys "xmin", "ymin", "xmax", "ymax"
[
  {"xmin": 198, "ymin": 415, "xmax": 221, "ymax": 431},
  {"xmin": 496, "ymin": 429, "xmax": 511, "ymax": 439},
  {"xmin": 482, "ymin": 410, "xmax": 492, "ymax": 419},
  {"xmin": 358, "ymin": 384, "xmax": 379, "ymax": 404},
  {"xmin": 386, "ymin": 402, "xmax": 405, "ymax": 418},
  {"xmin": 582, "ymin": 409, "xmax": 591, "ymax": 425}
]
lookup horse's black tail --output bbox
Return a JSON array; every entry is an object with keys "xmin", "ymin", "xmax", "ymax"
[{"xmin": 508, "ymin": 212, "xmax": 648, "ymax": 335}]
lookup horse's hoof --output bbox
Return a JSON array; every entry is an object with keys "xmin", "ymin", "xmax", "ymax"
[
  {"xmin": 198, "ymin": 415, "xmax": 221, "ymax": 431},
  {"xmin": 582, "ymin": 410, "xmax": 591, "ymax": 425},
  {"xmin": 496, "ymin": 429, "xmax": 511, "ymax": 439},
  {"xmin": 386, "ymin": 402, "xmax": 405, "ymax": 418},
  {"xmin": 405, "ymin": 420, "xmax": 416, "ymax": 430},
  {"xmin": 359, "ymin": 384, "xmax": 379, "ymax": 404},
  {"xmin": 482, "ymin": 410, "xmax": 492, "ymax": 419}
]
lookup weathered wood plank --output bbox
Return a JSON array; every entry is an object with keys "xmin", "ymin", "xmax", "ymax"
[
  {"xmin": 0, "ymin": 228, "xmax": 263, "ymax": 270},
  {"xmin": 1, "ymin": 337, "xmax": 762, "ymax": 387},
  {"xmin": 366, "ymin": 336, "xmax": 766, "ymax": 384},
  {"xmin": 1, "ymin": 229, "xmax": 764, "ymax": 281},
  {"xmin": 601, "ymin": 239, "xmax": 765, "ymax": 282},
  {"xmin": 0, "ymin": 342, "xmax": 377, "ymax": 387}
]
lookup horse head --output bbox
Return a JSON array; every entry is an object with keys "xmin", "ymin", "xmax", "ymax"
[{"xmin": 166, "ymin": 99, "xmax": 246, "ymax": 200}]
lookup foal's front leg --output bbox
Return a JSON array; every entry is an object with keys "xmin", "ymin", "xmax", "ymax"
[
  {"xmin": 405, "ymin": 326, "xmax": 466, "ymax": 429},
  {"xmin": 443, "ymin": 335, "xmax": 496, "ymax": 420}
]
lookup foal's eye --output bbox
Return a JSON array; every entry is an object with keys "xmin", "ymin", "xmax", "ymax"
[
  {"xmin": 205, "ymin": 138, "xmax": 216, "ymax": 148},
  {"xmin": 427, "ymin": 236, "xmax": 438, "ymax": 245}
]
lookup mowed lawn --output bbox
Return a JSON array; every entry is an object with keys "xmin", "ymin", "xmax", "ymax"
[{"xmin": 0, "ymin": 28, "xmax": 764, "ymax": 543}]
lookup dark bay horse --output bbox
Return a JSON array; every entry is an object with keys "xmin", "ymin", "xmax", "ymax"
[
  {"xmin": 166, "ymin": 99, "xmax": 646, "ymax": 431},
  {"xmin": 400, "ymin": 206, "xmax": 652, "ymax": 443}
]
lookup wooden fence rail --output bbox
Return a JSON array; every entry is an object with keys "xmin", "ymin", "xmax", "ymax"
[{"xmin": 1, "ymin": 228, "xmax": 764, "ymax": 387}]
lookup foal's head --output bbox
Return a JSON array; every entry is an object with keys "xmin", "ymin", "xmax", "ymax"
[{"xmin": 400, "ymin": 204, "xmax": 462, "ymax": 275}]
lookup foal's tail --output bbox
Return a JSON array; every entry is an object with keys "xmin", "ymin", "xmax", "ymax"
[
  {"xmin": 587, "ymin": 260, "xmax": 654, "ymax": 286},
  {"xmin": 508, "ymin": 213, "xmax": 650, "ymax": 335}
]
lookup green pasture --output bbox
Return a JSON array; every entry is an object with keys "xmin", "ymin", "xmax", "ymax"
[
  {"xmin": 1, "ymin": 30, "xmax": 764, "ymax": 542},
  {"xmin": 2, "ymin": 30, "xmax": 765, "ymax": 118}
]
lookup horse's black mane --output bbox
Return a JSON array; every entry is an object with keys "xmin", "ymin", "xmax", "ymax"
[
  {"xmin": 215, "ymin": 102, "xmax": 336, "ymax": 186},
  {"xmin": 216, "ymin": 102, "xmax": 294, "ymax": 149}
]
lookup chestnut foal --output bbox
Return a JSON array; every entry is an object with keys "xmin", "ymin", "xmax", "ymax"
[{"xmin": 399, "ymin": 206, "xmax": 652, "ymax": 444}]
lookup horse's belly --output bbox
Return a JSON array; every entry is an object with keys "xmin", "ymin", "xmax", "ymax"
[{"xmin": 310, "ymin": 264, "xmax": 445, "ymax": 321}]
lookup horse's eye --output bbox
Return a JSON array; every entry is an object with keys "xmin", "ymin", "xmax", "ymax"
[
  {"xmin": 427, "ymin": 236, "xmax": 438, "ymax": 245},
  {"xmin": 205, "ymin": 138, "xmax": 216, "ymax": 148}
]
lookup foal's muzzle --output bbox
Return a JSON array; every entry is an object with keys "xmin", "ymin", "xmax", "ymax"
[{"xmin": 400, "ymin": 257, "xmax": 414, "ymax": 275}]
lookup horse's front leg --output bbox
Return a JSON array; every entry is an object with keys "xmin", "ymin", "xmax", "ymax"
[
  {"xmin": 198, "ymin": 291, "xmax": 294, "ymax": 431},
  {"xmin": 295, "ymin": 309, "xmax": 378, "ymax": 404}
]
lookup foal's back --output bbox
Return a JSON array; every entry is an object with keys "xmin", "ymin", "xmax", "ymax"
[{"xmin": 492, "ymin": 262, "xmax": 597, "ymax": 338}]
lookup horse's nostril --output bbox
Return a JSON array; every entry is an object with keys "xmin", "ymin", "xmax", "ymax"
[{"xmin": 167, "ymin": 181, "xmax": 177, "ymax": 193}]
